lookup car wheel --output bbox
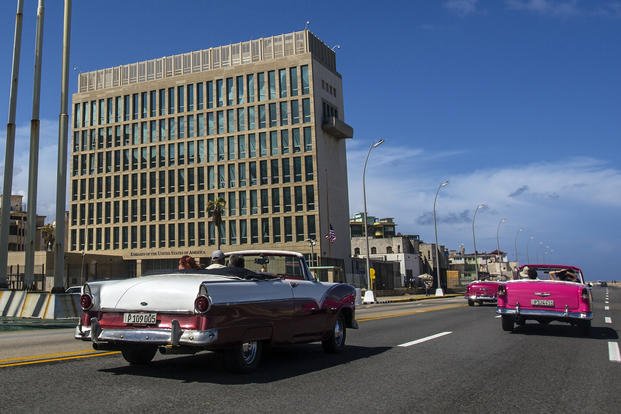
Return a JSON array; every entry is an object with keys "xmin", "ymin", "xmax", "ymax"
[
  {"xmin": 578, "ymin": 320, "xmax": 591, "ymax": 337},
  {"xmin": 225, "ymin": 340, "xmax": 263, "ymax": 373},
  {"xmin": 501, "ymin": 315, "xmax": 514, "ymax": 332},
  {"xmin": 467, "ymin": 299, "xmax": 474, "ymax": 306},
  {"xmin": 322, "ymin": 313, "xmax": 346, "ymax": 353},
  {"xmin": 121, "ymin": 345, "xmax": 157, "ymax": 365}
]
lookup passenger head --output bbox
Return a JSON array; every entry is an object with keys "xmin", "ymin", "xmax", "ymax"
[
  {"xmin": 228, "ymin": 254, "xmax": 245, "ymax": 268},
  {"xmin": 178, "ymin": 255, "xmax": 192, "ymax": 270},
  {"xmin": 211, "ymin": 249, "xmax": 225, "ymax": 265},
  {"xmin": 527, "ymin": 268, "xmax": 538, "ymax": 279}
]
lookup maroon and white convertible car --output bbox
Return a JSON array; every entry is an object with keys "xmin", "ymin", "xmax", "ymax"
[
  {"xmin": 75, "ymin": 250, "xmax": 358, "ymax": 372},
  {"xmin": 497, "ymin": 264, "xmax": 592, "ymax": 335}
]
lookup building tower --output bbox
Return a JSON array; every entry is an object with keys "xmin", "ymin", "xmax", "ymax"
[{"xmin": 69, "ymin": 30, "xmax": 353, "ymax": 275}]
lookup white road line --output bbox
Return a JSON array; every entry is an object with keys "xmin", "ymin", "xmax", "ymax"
[
  {"xmin": 605, "ymin": 306, "xmax": 610, "ymax": 311},
  {"xmin": 495, "ymin": 315, "xmax": 501, "ymax": 318},
  {"xmin": 398, "ymin": 331, "xmax": 452, "ymax": 347},
  {"xmin": 605, "ymin": 317, "xmax": 612, "ymax": 324},
  {"xmin": 609, "ymin": 342, "xmax": 621, "ymax": 363}
]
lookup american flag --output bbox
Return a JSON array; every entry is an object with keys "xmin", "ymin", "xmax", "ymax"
[{"xmin": 325, "ymin": 224, "xmax": 336, "ymax": 243}]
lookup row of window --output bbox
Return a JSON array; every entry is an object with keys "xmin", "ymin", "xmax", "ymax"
[
  {"xmin": 74, "ymin": 66, "xmax": 310, "ymax": 128},
  {"xmin": 70, "ymin": 185, "xmax": 316, "ymax": 226},
  {"xmin": 72, "ymin": 154, "xmax": 315, "ymax": 200},
  {"xmin": 71, "ymin": 128, "xmax": 313, "ymax": 177},
  {"xmin": 73, "ymin": 98, "xmax": 312, "ymax": 152},
  {"xmin": 70, "ymin": 215, "xmax": 317, "ymax": 251}
]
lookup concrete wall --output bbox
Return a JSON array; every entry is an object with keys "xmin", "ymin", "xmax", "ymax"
[{"xmin": 0, "ymin": 290, "xmax": 80, "ymax": 319}]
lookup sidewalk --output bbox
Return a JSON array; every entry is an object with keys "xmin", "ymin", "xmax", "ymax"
[{"xmin": 375, "ymin": 293, "xmax": 463, "ymax": 303}]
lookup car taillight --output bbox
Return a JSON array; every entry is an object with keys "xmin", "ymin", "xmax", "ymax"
[
  {"xmin": 581, "ymin": 288, "xmax": 591, "ymax": 303},
  {"xmin": 497, "ymin": 285, "xmax": 507, "ymax": 297},
  {"xmin": 80, "ymin": 294, "xmax": 93, "ymax": 311},
  {"xmin": 194, "ymin": 295, "xmax": 211, "ymax": 313}
]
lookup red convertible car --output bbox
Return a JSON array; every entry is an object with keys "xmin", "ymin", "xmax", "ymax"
[
  {"xmin": 75, "ymin": 250, "xmax": 358, "ymax": 372},
  {"xmin": 496, "ymin": 264, "xmax": 592, "ymax": 335}
]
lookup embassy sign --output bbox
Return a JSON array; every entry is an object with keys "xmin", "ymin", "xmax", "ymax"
[{"xmin": 126, "ymin": 249, "xmax": 210, "ymax": 260}]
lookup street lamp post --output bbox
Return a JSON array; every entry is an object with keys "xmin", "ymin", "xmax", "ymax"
[
  {"xmin": 472, "ymin": 203, "xmax": 486, "ymax": 280},
  {"xmin": 526, "ymin": 235, "xmax": 534, "ymax": 263},
  {"xmin": 363, "ymin": 138, "xmax": 384, "ymax": 302},
  {"xmin": 306, "ymin": 238, "xmax": 316, "ymax": 267},
  {"xmin": 433, "ymin": 180, "xmax": 449, "ymax": 296},
  {"xmin": 80, "ymin": 250, "xmax": 85, "ymax": 284},
  {"xmin": 514, "ymin": 228, "xmax": 523, "ymax": 265},
  {"xmin": 496, "ymin": 218, "xmax": 507, "ymax": 279}
]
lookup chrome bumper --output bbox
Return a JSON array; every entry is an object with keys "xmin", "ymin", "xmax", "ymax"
[
  {"xmin": 75, "ymin": 318, "xmax": 218, "ymax": 347},
  {"xmin": 468, "ymin": 295, "xmax": 497, "ymax": 301},
  {"xmin": 497, "ymin": 307, "xmax": 592, "ymax": 320}
]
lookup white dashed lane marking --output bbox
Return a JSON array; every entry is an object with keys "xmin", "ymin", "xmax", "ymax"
[
  {"xmin": 605, "ymin": 317, "xmax": 612, "ymax": 324},
  {"xmin": 398, "ymin": 332, "xmax": 452, "ymax": 347},
  {"xmin": 609, "ymin": 342, "xmax": 621, "ymax": 363},
  {"xmin": 605, "ymin": 306, "xmax": 610, "ymax": 311}
]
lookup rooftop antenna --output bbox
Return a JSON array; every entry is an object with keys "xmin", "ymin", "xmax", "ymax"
[
  {"xmin": 331, "ymin": 44, "xmax": 341, "ymax": 51},
  {"xmin": 305, "ymin": 20, "xmax": 310, "ymax": 30}
]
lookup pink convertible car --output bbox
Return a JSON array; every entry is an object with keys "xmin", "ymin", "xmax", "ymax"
[
  {"xmin": 497, "ymin": 264, "xmax": 592, "ymax": 335},
  {"xmin": 465, "ymin": 280, "xmax": 502, "ymax": 306}
]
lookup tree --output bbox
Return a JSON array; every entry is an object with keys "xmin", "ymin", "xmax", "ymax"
[
  {"xmin": 207, "ymin": 197, "xmax": 226, "ymax": 249},
  {"xmin": 40, "ymin": 223, "xmax": 55, "ymax": 251}
]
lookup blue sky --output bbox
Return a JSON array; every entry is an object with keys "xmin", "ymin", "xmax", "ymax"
[{"xmin": 1, "ymin": 0, "xmax": 620, "ymax": 280}]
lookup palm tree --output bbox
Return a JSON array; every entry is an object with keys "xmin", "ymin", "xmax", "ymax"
[
  {"xmin": 40, "ymin": 223, "xmax": 55, "ymax": 251},
  {"xmin": 207, "ymin": 197, "xmax": 226, "ymax": 249}
]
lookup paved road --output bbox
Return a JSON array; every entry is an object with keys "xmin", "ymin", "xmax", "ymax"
[{"xmin": 1, "ymin": 287, "xmax": 618, "ymax": 413}]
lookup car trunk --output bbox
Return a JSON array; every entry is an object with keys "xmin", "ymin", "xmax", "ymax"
[{"xmin": 506, "ymin": 280, "xmax": 581, "ymax": 310}]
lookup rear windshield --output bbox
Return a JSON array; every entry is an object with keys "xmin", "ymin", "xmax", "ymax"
[{"xmin": 525, "ymin": 268, "xmax": 582, "ymax": 283}]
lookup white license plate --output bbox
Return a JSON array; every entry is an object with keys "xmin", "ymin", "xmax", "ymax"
[
  {"xmin": 123, "ymin": 312, "xmax": 157, "ymax": 324},
  {"xmin": 531, "ymin": 299, "xmax": 554, "ymax": 307}
]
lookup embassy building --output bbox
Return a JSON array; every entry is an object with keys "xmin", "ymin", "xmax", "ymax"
[{"xmin": 69, "ymin": 30, "xmax": 354, "ymax": 277}]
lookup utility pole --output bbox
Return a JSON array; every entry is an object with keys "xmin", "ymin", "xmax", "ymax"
[{"xmin": 0, "ymin": 0, "xmax": 25, "ymax": 289}]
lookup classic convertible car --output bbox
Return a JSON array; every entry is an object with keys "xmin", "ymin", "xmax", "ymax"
[
  {"xmin": 465, "ymin": 279, "xmax": 503, "ymax": 306},
  {"xmin": 496, "ymin": 264, "xmax": 592, "ymax": 335},
  {"xmin": 75, "ymin": 250, "xmax": 358, "ymax": 372}
]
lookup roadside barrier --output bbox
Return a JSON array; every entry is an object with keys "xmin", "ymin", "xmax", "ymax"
[{"xmin": 0, "ymin": 290, "xmax": 80, "ymax": 319}]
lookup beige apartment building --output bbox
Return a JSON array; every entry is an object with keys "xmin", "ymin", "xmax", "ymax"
[{"xmin": 69, "ymin": 30, "xmax": 354, "ymax": 276}]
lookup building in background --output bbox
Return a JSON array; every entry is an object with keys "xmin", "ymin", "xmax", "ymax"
[
  {"xmin": 0, "ymin": 195, "xmax": 46, "ymax": 252},
  {"xmin": 350, "ymin": 214, "xmax": 422, "ymax": 288},
  {"xmin": 69, "ymin": 30, "xmax": 353, "ymax": 277}
]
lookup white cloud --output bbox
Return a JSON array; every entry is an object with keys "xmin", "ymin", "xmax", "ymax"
[
  {"xmin": 0, "ymin": 119, "xmax": 61, "ymax": 221},
  {"xmin": 505, "ymin": 0, "xmax": 581, "ymax": 17},
  {"xmin": 347, "ymin": 144, "xmax": 621, "ymax": 263},
  {"xmin": 444, "ymin": 0, "xmax": 481, "ymax": 16}
]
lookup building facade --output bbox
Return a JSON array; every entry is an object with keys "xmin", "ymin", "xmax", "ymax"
[
  {"xmin": 69, "ymin": 30, "xmax": 353, "ymax": 275},
  {"xmin": 0, "ymin": 195, "xmax": 45, "ymax": 252},
  {"xmin": 350, "ymin": 215, "xmax": 423, "ymax": 288}
]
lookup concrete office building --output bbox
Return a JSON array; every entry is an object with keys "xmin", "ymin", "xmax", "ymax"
[{"xmin": 69, "ymin": 30, "xmax": 354, "ymax": 276}]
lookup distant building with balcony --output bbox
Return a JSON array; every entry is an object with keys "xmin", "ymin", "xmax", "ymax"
[
  {"xmin": 449, "ymin": 248, "xmax": 515, "ymax": 282},
  {"xmin": 350, "ymin": 214, "xmax": 421, "ymax": 288},
  {"xmin": 0, "ymin": 195, "xmax": 46, "ymax": 252}
]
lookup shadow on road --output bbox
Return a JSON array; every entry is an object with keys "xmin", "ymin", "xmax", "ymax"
[
  {"xmin": 510, "ymin": 323, "xmax": 618, "ymax": 340},
  {"xmin": 100, "ymin": 344, "xmax": 390, "ymax": 383}
]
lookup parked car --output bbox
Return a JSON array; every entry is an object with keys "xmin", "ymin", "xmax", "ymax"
[
  {"xmin": 65, "ymin": 286, "xmax": 82, "ymax": 294},
  {"xmin": 496, "ymin": 264, "xmax": 592, "ymax": 335},
  {"xmin": 465, "ymin": 280, "xmax": 502, "ymax": 306},
  {"xmin": 74, "ymin": 250, "xmax": 358, "ymax": 373}
]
